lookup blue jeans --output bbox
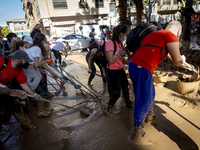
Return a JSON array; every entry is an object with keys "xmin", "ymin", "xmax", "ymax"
[{"xmin": 129, "ymin": 61, "xmax": 155, "ymax": 127}]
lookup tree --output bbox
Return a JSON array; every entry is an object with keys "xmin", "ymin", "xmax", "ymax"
[
  {"xmin": 116, "ymin": 0, "xmax": 132, "ymax": 27},
  {"xmin": 133, "ymin": 0, "xmax": 143, "ymax": 25},
  {"xmin": 181, "ymin": 0, "xmax": 196, "ymax": 41},
  {"xmin": 1, "ymin": 26, "xmax": 12, "ymax": 38}
]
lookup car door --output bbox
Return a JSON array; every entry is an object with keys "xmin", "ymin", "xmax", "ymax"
[
  {"xmin": 64, "ymin": 35, "xmax": 78, "ymax": 50},
  {"xmin": 76, "ymin": 35, "xmax": 90, "ymax": 49}
]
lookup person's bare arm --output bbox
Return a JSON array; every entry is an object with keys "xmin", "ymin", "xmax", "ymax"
[
  {"xmin": 63, "ymin": 47, "xmax": 68, "ymax": 57},
  {"xmin": 34, "ymin": 57, "xmax": 47, "ymax": 68},
  {"xmin": 20, "ymin": 83, "xmax": 35, "ymax": 95},
  {"xmin": 167, "ymin": 42, "xmax": 183, "ymax": 66},
  {"xmin": 107, "ymin": 50, "xmax": 122, "ymax": 63},
  {"xmin": 88, "ymin": 48, "xmax": 97, "ymax": 69}
]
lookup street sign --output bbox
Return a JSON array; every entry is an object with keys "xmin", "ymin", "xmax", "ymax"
[{"xmin": 43, "ymin": 19, "xmax": 49, "ymax": 27}]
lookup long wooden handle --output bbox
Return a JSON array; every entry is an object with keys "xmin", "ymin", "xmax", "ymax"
[{"xmin": 184, "ymin": 62, "xmax": 198, "ymax": 73}]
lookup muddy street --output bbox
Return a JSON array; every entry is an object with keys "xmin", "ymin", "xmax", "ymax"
[{"xmin": 0, "ymin": 53, "xmax": 200, "ymax": 150}]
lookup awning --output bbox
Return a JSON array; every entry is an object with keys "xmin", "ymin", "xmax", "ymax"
[
  {"xmin": 157, "ymin": 10, "xmax": 179, "ymax": 15},
  {"xmin": 52, "ymin": 21, "xmax": 75, "ymax": 27}
]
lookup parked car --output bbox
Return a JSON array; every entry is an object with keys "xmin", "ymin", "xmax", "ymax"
[{"xmin": 50, "ymin": 34, "xmax": 91, "ymax": 51}]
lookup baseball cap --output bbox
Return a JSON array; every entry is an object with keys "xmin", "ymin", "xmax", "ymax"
[
  {"xmin": 23, "ymin": 36, "xmax": 33, "ymax": 44},
  {"xmin": 12, "ymin": 50, "xmax": 33, "ymax": 62}
]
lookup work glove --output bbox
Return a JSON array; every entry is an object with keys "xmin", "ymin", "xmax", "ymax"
[
  {"xmin": 88, "ymin": 69, "xmax": 92, "ymax": 74},
  {"xmin": 50, "ymin": 71, "xmax": 58, "ymax": 79},
  {"xmin": 181, "ymin": 55, "xmax": 186, "ymax": 65},
  {"xmin": 10, "ymin": 90, "xmax": 28, "ymax": 99},
  {"xmin": 46, "ymin": 59, "xmax": 53, "ymax": 64},
  {"xmin": 32, "ymin": 93, "xmax": 42, "ymax": 101}
]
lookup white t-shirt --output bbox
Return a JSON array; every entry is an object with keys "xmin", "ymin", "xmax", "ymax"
[
  {"xmin": 53, "ymin": 42, "xmax": 65, "ymax": 51},
  {"xmin": 26, "ymin": 46, "xmax": 43, "ymax": 64}
]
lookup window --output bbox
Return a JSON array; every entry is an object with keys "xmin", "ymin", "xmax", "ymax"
[
  {"xmin": 173, "ymin": 0, "xmax": 177, "ymax": 4},
  {"xmin": 76, "ymin": 35, "xmax": 85, "ymax": 39},
  {"xmin": 95, "ymin": 0, "xmax": 104, "ymax": 8},
  {"xmin": 109, "ymin": 3, "xmax": 116, "ymax": 17},
  {"xmin": 79, "ymin": 0, "xmax": 88, "ymax": 8},
  {"xmin": 163, "ymin": 0, "xmax": 171, "ymax": 5},
  {"xmin": 63, "ymin": 36, "xmax": 69, "ymax": 40},
  {"xmin": 130, "ymin": 0, "xmax": 135, "ymax": 6},
  {"xmin": 52, "ymin": 0, "xmax": 68, "ymax": 9}
]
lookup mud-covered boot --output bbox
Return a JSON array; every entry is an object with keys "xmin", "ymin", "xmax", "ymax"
[
  {"xmin": 37, "ymin": 100, "xmax": 51, "ymax": 117},
  {"xmin": 87, "ymin": 80, "xmax": 92, "ymax": 85},
  {"xmin": 145, "ymin": 113, "xmax": 158, "ymax": 125},
  {"xmin": 129, "ymin": 125, "xmax": 153, "ymax": 145},
  {"xmin": 12, "ymin": 109, "xmax": 37, "ymax": 130},
  {"xmin": 44, "ymin": 101, "xmax": 54, "ymax": 113}
]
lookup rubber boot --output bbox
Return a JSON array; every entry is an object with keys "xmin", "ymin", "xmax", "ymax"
[
  {"xmin": 129, "ymin": 125, "xmax": 153, "ymax": 145},
  {"xmin": 37, "ymin": 100, "xmax": 51, "ymax": 117},
  {"xmin": 44, "ymin": 101, "xmax": 54, "ymax": 113},
  {"xmin": 12, "ymin": 108, "xmax": 37, "ymax": 130}
]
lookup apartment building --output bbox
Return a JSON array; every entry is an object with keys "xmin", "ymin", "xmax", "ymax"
[
  {"xmin": 6, "ymin": 18, "xmax": 30, "ymax": 38},
  {"xmin": 21, "ymin": 0, "xmax": 123, "ymax": 38},
  {"xmin": 21, "ymin": 0, "xmax": 180, "ymax": 38}
]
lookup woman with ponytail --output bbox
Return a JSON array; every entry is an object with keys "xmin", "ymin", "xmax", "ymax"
[
  {"xmin": 26, "ymin": 33, "xmax": 57, "ymax": 117},
  {"xmin": 105, "ymin": 24, "xmax": 133, "ymax": 113}
]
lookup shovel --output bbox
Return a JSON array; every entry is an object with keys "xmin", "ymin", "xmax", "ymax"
[
  {"xmin": 47, "ymin": 79, "xmax": 62, "ymax": 96},
  {"xmin": 90, "ymin": 72, "xmax": 106, "ymax": 79},
  {"xmin": 28, "ymin": 94, "xmax": 90, "ymax": 116}
]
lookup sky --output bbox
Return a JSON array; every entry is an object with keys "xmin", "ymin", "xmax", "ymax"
[{"xmin": 0, "ymin": 0, "xmax": 25, "ymax": 26}]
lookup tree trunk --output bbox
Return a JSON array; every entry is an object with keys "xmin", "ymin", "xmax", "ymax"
[
  {"xmin": 133, "ymin": 0, "xmax": 143, "ymax": 25},
  {"xmin": 182, "ymin": 0, "xmax": 194, "ymax": 41},
  {"xmin": 117, "ymin": 0, "xmax": 131, "ymax": 27}
]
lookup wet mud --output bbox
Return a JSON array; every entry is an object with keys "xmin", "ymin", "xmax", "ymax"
[{"xmin": 1, "ymin": 55, "xmax": 200, "ymax": 150}]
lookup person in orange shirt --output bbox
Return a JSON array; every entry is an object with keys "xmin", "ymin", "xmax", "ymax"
[{"xmin": 129, "ymin": 21, "xmax": 184, "ymax": 144}]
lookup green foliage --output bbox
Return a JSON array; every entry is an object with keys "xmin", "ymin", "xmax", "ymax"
[{"xmin": 1, "ymin": 26, "xmax": 12, "ymax": 38}]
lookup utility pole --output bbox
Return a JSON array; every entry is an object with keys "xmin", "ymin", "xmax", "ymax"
[{"xmin": 149, "ymin": 0, "xmax": 152, "ymax": 22}]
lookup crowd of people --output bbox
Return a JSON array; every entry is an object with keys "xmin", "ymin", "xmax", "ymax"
[
  {"xmin": 86, "ymin": 21, "xmax": 186, "ymax": 144},
  {"xmin": 0, "ymin": 28, "xmax": 70, "ymax": 132},
  {"xmin": 0, "ymin": 20, "xmax": 195, "ymax": 145}
]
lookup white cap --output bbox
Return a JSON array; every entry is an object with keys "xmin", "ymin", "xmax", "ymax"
[{"xmin": 23, "ymin": 36, "xmax": 33, "ymax": 44}]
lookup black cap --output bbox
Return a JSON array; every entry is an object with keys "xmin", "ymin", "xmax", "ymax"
[{"xmin": 12, "ymin": 50, "xmax": 33, "ymax": 62}]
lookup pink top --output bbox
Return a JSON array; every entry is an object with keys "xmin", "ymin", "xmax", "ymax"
[{"xmin": 105, "ymin": 39, "xmax": 123, "ymax": 70}]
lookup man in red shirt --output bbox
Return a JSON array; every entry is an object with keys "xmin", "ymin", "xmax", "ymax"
[
  {"xmin": 129, "ymin": 21, "xmax": 184, "ymax": 144},
  {"xmin": 0, "ymin": 50, "xmax": 41, "ymax": 130},
  {"xmin": 106, "ymin": 27, "xmax": 111, "ymax": 40}
]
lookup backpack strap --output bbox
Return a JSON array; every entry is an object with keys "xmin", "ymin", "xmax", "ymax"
[
  {"xmin": 0, "ymin": 55, "xmax": 9, "ymax": 71},
  {"xmin": 140, "ymin": 45, "xmax": 167, "ymax": 60},
  {"xmin": 110, "ymin": 38, "xmax": 117, "ymax": 54}
]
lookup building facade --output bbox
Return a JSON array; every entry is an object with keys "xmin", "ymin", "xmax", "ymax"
[
  {"xmin": 21, "ymin": 0, "xmax": 180, "ymax": 39},
  {"xmin": 6, "ymin": 18, "xmax": 30, "ymax": 38}
]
